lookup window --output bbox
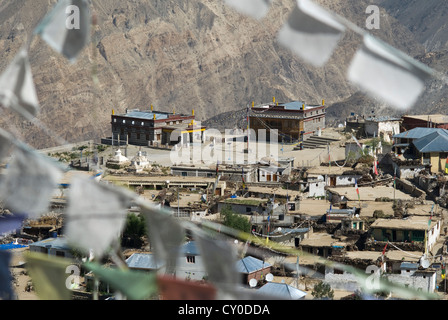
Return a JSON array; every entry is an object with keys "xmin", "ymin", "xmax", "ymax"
[
  {"xmin": 55, "ymin": 251, "xmax": 65, "ymax": 257},
  {"xmin": 141, "ymin": 122, "xmax": 144, "ymax": 126},
  {"xmin": 186, "ymin": 256, "xmax": 195, "ymax": 264}
]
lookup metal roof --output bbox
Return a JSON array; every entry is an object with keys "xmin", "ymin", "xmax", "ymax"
[
  {"xmin": 413, "ymin": 131, "xmax": 448, "ymax": 153},
  {"xmin": 125, "ymin": 253, "xmax": 164, "ymax": 270},
  {"xmin": 121, "ymin": 111, "xmax": 169, "ymax": 120},
  {"xmin": 235, "ymin": 256, "xmax": 271, "ymax": 274},
  {"xmin": 257, "ymin": 282, "xmax": 307, "ymax": 300},
  {"xmin": 29, "ymin": 237, "xmax": 71, "ymax": 250},
  {"xmin": 181, "ymin": 241, "xmax": 200, "ymax": 255},
  {"xmin": 393, "ymin": 127, "xmax": 448, "ymax": 140}
]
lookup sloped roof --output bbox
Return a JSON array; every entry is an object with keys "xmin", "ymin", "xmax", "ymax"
[
  {"xmin": 235, "ymin": 256, "xmax": 271, "ymax": 274},
  {"xmin": 29, "ymin": 237, "xmax": 70, "ymax": 250},
  {"xmin": 257, "ymin": 282, "xmax": 306, "ymax": 300},
  {"xmin": 413, "ymin": 131, "xmax": 448, "ymax": 153},
  {"xmin": 393, "ymin": 127, "xmax": 448, "ymax": 140},
  {"xmin": 125, "ymin": 253, "xmax": 164, "ymax": 270},
  {"xmin": 181, "ymin": 241, "xmax": 200, "ymax": 256}
]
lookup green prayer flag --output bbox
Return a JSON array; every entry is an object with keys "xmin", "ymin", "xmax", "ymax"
[
  {"xmin": 25, "ymin": 252, "xmax": 73, "ymax": 300},
  {"xmin": 84, "ymin": 262, "xmax": 157, "ymax": 300}
]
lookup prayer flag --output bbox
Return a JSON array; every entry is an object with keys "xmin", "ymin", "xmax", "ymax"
[
  {"xmin": 277, "ymin": 0, "xmax": 346, "ymax": 67},
  {"xmin": 348, "ymin": 34, "xmax": 433, "ymax": 110},
  {"xmin": 84, "ymin": 261, "xmax": 158, "ymax": 300},
  {"xmin": 0, "ymin": 251, "xmax": 14, "ymax": 300},
  {"xmin": 34, "ymin": 0, "xmax": 91, "ymax": 62},
  {"xmin": 445, "ymin": 156, "xmax": 448, "ymax": 174},
  {"xmin": 0, "ymin": 145, "xmax": 63, "ymax": 219},
  {"xmin": 0, "ymin": 213, "xmax": 26, "ymax": 236},
  {"xmin": 223, "ymin": 0, "xmax": 271, "ymax": 20},
  {"xmin": 65, "ymin": 175, "xmax": 132, "ymax": 258},
  {"xmin": 0, "ymin": 49, "xmax": 40, "ymax": 119},
  {"xmin": 141, "ymin": 204, "xmax": 185, "ymax": 275},
  {"xmin": 25, "ymin": 252, "xmax": 72, "ymax": 300}
]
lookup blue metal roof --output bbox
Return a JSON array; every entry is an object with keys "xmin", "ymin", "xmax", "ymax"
[
  {"xmin": 257, "ymin": 282, "xmax": 307, "ymax": 300},
  {"xmin": 279, "ymin": 101, "xmax": 307, "ymax": 110},
  {"xmin": 393, "ymin": 127, "xmax": 448, "ymax": 140},
  {"xmin": 400, "ymin": 262, "xmax": 418, "ymax": 270},
  {"xmin": 29, "ymin": 237, "xmax": 71, "ymax": 250},
  {"xmin": 122, "ymin": 111, "xmax": 169, "ymax": 120},
  {"xmin": 235, "ymin": 256, "xmax": 271, "ymax": 274},
  {"xmin": 181, "ymin": 241, "xmax": 200, "ymax": 255},
  {"xmin": 413, "ymin": 131, "xmax": 448, "ymax": 153},
  {"xmin": 125, "ymin": 253, "xmax": 164, "ymax": 270}
]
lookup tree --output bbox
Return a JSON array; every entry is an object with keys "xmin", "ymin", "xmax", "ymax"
[
  {"xmin": 122, "ymin": 213, "xmax": 147, "ymax": 247},
  {"xmin": 311, "ymin": 281, "xmax": 334, "ymax": 300},
  {"xmin": 220, "ymin": 205, "xmax": 251, "ymax": 233}
]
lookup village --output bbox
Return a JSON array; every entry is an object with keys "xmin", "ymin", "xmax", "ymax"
[{"xmin": 2, "ymin": 100, "xmax": 448, "ymax": 301}]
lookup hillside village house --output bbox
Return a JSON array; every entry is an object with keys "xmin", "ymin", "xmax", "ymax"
[
  {"xmin": 249, "ymin": 100, "xmax": 326, "ymax": 143},
  {"xmin": 392, "ymin": 127, "xmax": 448, "ymax": 174},
  {"xmin": 401, "ymin": 114, "xmax": 448, "ymax": 131},
  {"xmin": 369, "ymin": 216, "xmax": 442, "ymax": 252},
  {"xmin": 108, "ymin": 107, "xmax": 205, "ymax": 147}
]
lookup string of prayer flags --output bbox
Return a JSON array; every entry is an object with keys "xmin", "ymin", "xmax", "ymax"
[
  {"xmin": 0, "ymin": 49, "xmax": 40, "ymax": 120},
  {"xmin": 65, "ymin": 175, "xmax": 132, "ymax": 258},
  {"xmin": 347, "ymin": 34, "xmax": 433, "ymax": 110},
  {"xmin": 277, "ymin": 0, "xmax": 346, "ymax": 67},
  {"xmin": 24, "ymin": 252, "xmax": 72, "ymax": 300},
  {"xmin": 34, "ymin": 0, "xmax": 91, "ymax": 62},
  {"xmin": 141, "ymin": 204, "xmax": 185, "ymax": 275},
  {"xmin": 0, "ymin": 141, "xmax": 63, "ymax": 219},
  {"xmin": 0, "ymin": 251, "xmax": 15, "ymax": 300},
  {"xmin": 84, "ymin": 261, "xmax": 158, "ymax": 300},
  {"xmin": 223, "ymin": 0, "xmax": 272, "ymax": 20}
]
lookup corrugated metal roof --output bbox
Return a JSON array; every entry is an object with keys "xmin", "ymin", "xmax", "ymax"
[
  {"xmin": 413, "ymin": 131, "xmax": 448, "ymax": 153},
  {"xmin": 125, "ymin": 253, "xmax": 164, "ymax": 270},
  {"xmin": 393, "ymin": 127, "xmax": 448, "ymax": 139},
  {"xmin": 235, "ymin": 256, "xmax": 271, "ymax": 274},
  {"xmin": 257, "ymin": 282, "xmax": 306, "ymax": 300},
  {"xmin": 181, "ymin": 241, "xmax": 200, "ymax": 255},
  {"xmin": 29, "ymin": 237, "xmax": 70, "ymax": 250},
  {"xmin": 279, "ymin": 101, "xmax": 306, "ymax": 110},
  {"xmin": 122, "ymin": 111, "xmax": 169, "ymax": 120}
]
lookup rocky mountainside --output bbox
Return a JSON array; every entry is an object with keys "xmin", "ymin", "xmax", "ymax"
[{"xmin": 0, "ymin": 0, "xmax": 443, "ymax": 148}]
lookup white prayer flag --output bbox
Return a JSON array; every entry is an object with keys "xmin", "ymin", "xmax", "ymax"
[
  {"xmin": 277, "ymin": 0, "xmax": 346, "ymax": 67},
  {"xmin": 0, "ymin": 145, "xmax": 63, "ymax": 219},
  {"xmin": 223, "ymin": 0, "xmax": 272, "ymax": 20},
  {"xmin": 347, "ymin": 35, "xmax": 433, "ymax": 110},
  {"xmin": 141, "ymin": 204, "xmax": 185, "ymax": 275},
  {"xmin": 0, "ymin": 49, "xmax": 40, "ymax": 119},
  {"xmin": 35, "ymin": 0, "xmax": 91, "ymax": 62},
  {"xmin": 194, "ymin": 231, "xmax": 239, "ymax": 287},
  {"xmin": 65, "ymin": 175, "xmax": 131, "ymax": 258}
]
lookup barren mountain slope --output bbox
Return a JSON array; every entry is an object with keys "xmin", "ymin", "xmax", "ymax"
[{"xmin": 0, "ymin": 0, "xmax": 428, "ymax": 148}]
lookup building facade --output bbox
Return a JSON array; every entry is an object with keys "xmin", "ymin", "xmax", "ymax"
[
  {"xmin": 249, "ymin": 100, "xmax": 326, "ymax": 143},
  {"xmin": 110, "ymin": 107, "xmax": 204, "ymax": 147}
]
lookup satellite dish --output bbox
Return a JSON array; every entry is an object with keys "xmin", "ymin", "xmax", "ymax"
[
  {"xmin": 420, "ymin": 254, "xmax": 430, "ymax": 269},
  {"xmin": 249, "ymin": 279, "xmax": 257, "ymax": 288},
  {"xmin": 266, "ymin": 273, "xmax": 274, "ymax": 282}
]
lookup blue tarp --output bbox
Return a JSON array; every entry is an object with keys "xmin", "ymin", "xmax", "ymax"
[{"xmin": 0, "ymin": 242, "xmax": 28, "ymax": 250}]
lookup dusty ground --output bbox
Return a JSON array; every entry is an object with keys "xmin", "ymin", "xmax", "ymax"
[{"xmin": 8, "ymin": 247, "xmax": 38, "ymax": 300}]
